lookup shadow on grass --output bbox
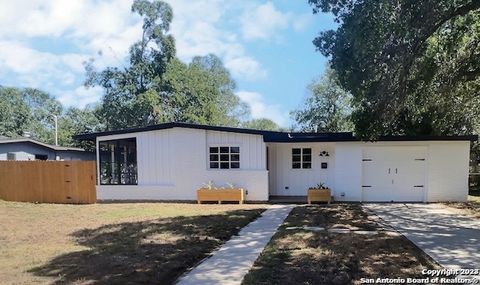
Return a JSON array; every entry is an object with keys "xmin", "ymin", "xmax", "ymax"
[{"xmin": 30, "ymin": 209, "xmax": 263, "ymax": 285}]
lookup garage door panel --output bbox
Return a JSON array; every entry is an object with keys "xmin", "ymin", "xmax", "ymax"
[{"xmin": 362, "ymin": 147, "xmax": 426, "ymax": 202}]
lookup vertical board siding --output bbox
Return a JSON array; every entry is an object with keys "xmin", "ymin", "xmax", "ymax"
[
  {"xmin": 0, "ymin": 161, "xmax": 96, "ymax": 204},
  {"xmin": 96, "ymin": 128, "xmax": 269, "ymax": 201},
  {"xmin": 427, "ymin": 142, "xmax": 469, "ymax": 202},
  {"xmin": 206, "ymin": 130, "xmax": 266, "ymax": 170},
  {"xmin": 136, "ymin": 130, "xmax": 174, "ymax": 185}
]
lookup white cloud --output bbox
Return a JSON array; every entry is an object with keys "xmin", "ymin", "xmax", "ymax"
[
  {"xmin": 240, "ymin": 2, "xmax": 290, "ymax": 41},
  {"xmin": 225, "ymin": 56, "xmax": 267, "ymax": 80},
  {"xmin": 0, "ymin": 0, "xmax": 311, "ymax": 108},
  {"xmin": 236, "ymin": 91, "xmax": 287, "ymax": 126},
  {"xmin": 58, "ymin": 86, "xmax": 103, "ymax": 107},
  {"xmin": 0, "ymin": 0, "xmax": 142, "ymax": 68},
  {"xmin": 166, "ymin": 0, "xmax": 268, "ymax": 81},
  {"xmin": 0, "ymin": 40, "xmax": 87, "ymax": 89}
]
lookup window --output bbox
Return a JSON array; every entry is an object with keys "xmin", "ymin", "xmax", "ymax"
[
  {"xmin": 292, "ymin": 148, "xmax": 311, "ymax": 169},
  {"xmin": 34, "ymin": 154, "xmax": 48, "ymax": 160},
  {"xmin": 7, "ymin": 153, "xmax": 15, "ymax": 161},
  {"xmin": 209, "ymin": 146, "xmax": 240, "ymax": 169},
  {"xmin": 99, "ymin": 138, "xmax": 137, "ymax": 185}
]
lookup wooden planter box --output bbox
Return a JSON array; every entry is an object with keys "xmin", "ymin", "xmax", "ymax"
[
  {"xmin": 307, "ymin": 188, "xmax": 332, "ymax": 204},
  {"xmin": 197, "ymin": 188, "xmax": 245, "ymax": 204}
]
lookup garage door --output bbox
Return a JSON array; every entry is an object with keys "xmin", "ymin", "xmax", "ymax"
[{"xmin": 362, "ymin": 147, "xmax": 426, "ymax": 202}]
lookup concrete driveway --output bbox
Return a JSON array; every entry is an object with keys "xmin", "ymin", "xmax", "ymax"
[{"xmin": 364, "ymin": 203, "xmax": 480, "ymax": 269}]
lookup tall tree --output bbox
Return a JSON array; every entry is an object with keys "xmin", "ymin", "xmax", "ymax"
[
  {"xmin": 85, "ymin": 0, "xmax": 176, "ymax": 129},
  {"xmin": 291, "ymin": 68, "xmax": 353, "ymax": 132},
  {"xmin": 310, "ymin": 0, "xmax": 480, "ymax": 138},
  {"xmin": 85, "ymin": 0, "xmax": 248, "ymax": 130}
]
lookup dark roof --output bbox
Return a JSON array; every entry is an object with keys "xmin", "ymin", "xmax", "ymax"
[
  {"xmin": 0, "ymin": 138, "xmax": 87, "ymax": 152},
  {"xmin": 73, "ymin": 122, "xmax": 478, "ymax": 142},
  {"xmin": 73, "ymin": 122, "xmax": 277, "ymax": 140}
]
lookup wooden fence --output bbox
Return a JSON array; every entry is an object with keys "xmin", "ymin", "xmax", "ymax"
[{"xmin": 0, "ymin": 161, "xmax": 96, "ymax": 204}]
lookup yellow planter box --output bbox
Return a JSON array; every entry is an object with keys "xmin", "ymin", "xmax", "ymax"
[
  {"xmin": 197, "ymin": 188, "xmax": 245, "ymax": 204},
  {"xmin": 307, "ymin": 188, "xmax": 332, "ymax": 204}
]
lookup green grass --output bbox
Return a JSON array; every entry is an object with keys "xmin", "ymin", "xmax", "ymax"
[{"xmin": 0, "ymin": 201, "xmax": 267, "ymax": 284}]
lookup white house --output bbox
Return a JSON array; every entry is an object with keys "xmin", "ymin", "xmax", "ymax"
[{"xmin": 74, "ymin": 122, "xmax": 477, "ymax": 202}]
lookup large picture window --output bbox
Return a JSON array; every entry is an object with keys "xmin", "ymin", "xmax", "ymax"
[
  {"xmin": 292, "ymin": 148, "xmax": 312, "ymax": 169},
  {"xmin": 209, "ymin": 146, "xmax": 240, "ymax": 169},
  {"xmin": 99, "ymin": 138, "xmax": 137, "ymax": 185}
]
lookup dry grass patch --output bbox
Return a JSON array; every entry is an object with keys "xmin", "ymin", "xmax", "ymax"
[
  {"xmin": 445, "ymin": 194, "xmax": 480, "ymax": 217},
  {"xmin": 243, "ymin": 204, "xmax": 439, "ymax": 285},
  {"xmin": 0, "ymin": 200, "xmax": 266, "ymax": 284}
]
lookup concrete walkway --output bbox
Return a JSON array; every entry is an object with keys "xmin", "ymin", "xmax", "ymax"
[
  {"xmin": 176, "ymin": 204, "xmax": 294, "ymax": 285},
  {"xmin": 364, "ymin": 203, "xmax": 480, "ymax": 269}
]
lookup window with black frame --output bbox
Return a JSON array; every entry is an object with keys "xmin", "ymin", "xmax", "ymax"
[
  {"xmin": 209, "ymin": 146, "xmax": 240, "ymax": 169},
  {"xmin": 99, "ymin": 138, "xmax": 138, "ymax": 185},
  {"xmin": 292, "ymin": 148, "xmax": 312, "ymax": 169}
]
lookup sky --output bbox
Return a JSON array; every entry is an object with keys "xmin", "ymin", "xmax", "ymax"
[{"xmin": 0, "ymin": 0, "xmax": 336, "ymax": 128}]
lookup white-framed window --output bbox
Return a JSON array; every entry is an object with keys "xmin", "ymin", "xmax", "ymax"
[
  {"xmin": 292, "ymin": 148, "xmax": 312, "ymax": 169},
  {"xmin": 209, "ymin": 146, "xmax": 240, "ymax": 169}
]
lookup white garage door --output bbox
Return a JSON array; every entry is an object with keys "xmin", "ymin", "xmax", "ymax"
[{"xmin": 362, "ymin": 147, "xmax": 427, "ymax": 202}]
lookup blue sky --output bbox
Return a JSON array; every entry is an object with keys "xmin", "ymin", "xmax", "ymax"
[{"xmin": 0, "ymin": 0, "xmax": 336, "ymax": 127}]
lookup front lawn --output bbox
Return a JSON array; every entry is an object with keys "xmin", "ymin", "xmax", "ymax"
[
  {"xmin": 243, "ymin": 204, "xmax": 439, "ymax": 285},
  {"xmin": 0, "ymin": 201, "xmax": 266, "ymax": 284}
]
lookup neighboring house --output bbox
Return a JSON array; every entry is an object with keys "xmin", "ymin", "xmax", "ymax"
[
  {"xmin": 0, "ymin": 137, "xmax": 95, "ymax": 161},
  {"xmin": 74, "ymin": 122, "xmax": 477, "ymax": 202}
]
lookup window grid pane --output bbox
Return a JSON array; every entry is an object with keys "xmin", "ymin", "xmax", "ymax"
[
  {"xmin": 292, "ymin": 148, "xmax": 312, "ymax": 169},
  {"xmin": 209, "ymin": 146, "xmax": 240, "ymax": 169}
]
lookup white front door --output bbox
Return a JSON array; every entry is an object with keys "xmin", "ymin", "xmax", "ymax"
[{"xmin": 362, "ymin": 147, "xmax": 426, "ymax": 202}]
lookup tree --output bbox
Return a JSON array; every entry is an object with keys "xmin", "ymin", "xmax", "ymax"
[
  {"xmin": 309, "ymin": 0, "xmax": 480, "ymax": 138},
  {"xmin": 242, "ymin": 118, "xmax": 281, "ymax": 131},
  {"xmin": 85, "ymin": 0, "xmax": 248, "ymax": 130},
  {"xmin": 163, "ymin": 55, "xmax": 249, "ymax": 127},
  {"xmin": 22, "ymin": 88, "xmax": 63, "ymax": 144},
  {"xmin": 0, "ymin": 87, "xmax": 62, "ymax": 143},
  {"xmin": 0, "ymin": 87, "xmax": 32, "ymax": 138},
  {"xmin": 0, "ymin": 86, "xmax": 101, "ymax": 148},
  {"xmin": 85, "ymin": 0, "xmax": 176, "ymax": 129},
  {"xmin": 58, "ymin": 105, "xmax": 103, "ymax": 150},
  {"xmin": 291, "ymin": 68, "xmax": 353, "ymax": 132}
]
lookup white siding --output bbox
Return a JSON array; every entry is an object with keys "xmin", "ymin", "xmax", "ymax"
[
  {"xmin": 95, "ymin": 127, "xmax": 470, "ymax": 202},
  {"xmin": 333, "ymin": 143, "xmax": 363, "ymax": 201},
  {"xmin": 267, "ymin": 143, "xmax": 335, "ymax": 196},
  {"xmin": 137, "ymin": 130, "xmax": 174, "ymax": 185},
  {"xmin": 332, "ymin": 141, "xmax": 470, "ymax": 202},
  {"xmin": 206, "ymin": 130, "xmax": 266, "ymax": 170},
  {"xmin": 96, "ymin": 127, "xmax": 269, "ymax": 201},
  {"xmin": 427, "ymin": 142, "xmax": 470, "ymax": 202}
]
